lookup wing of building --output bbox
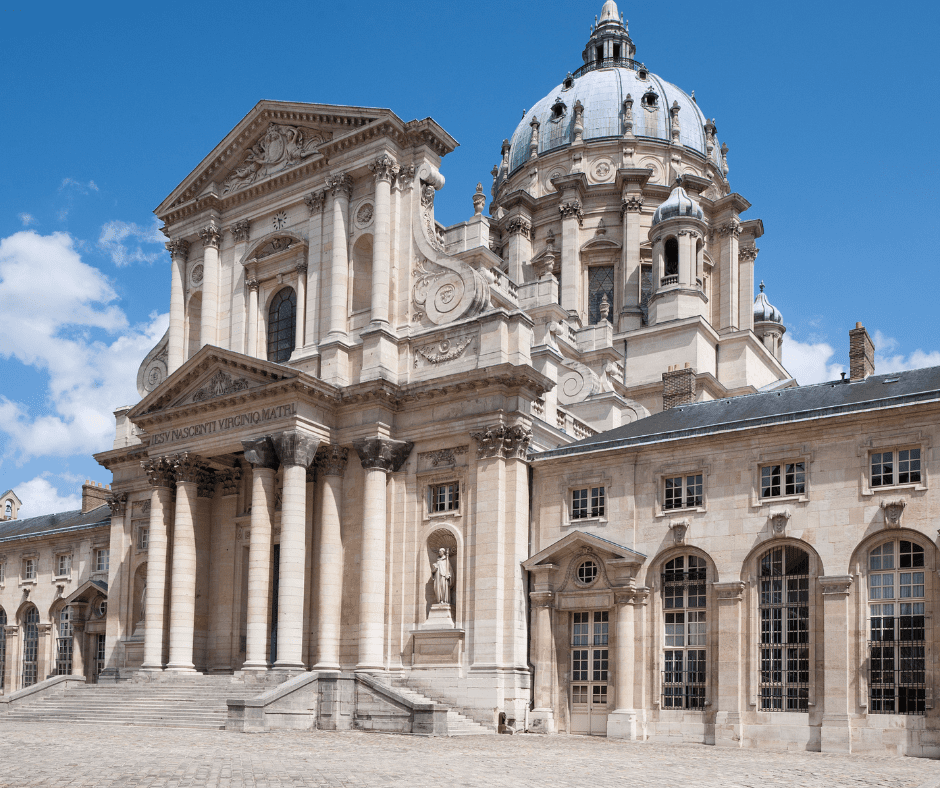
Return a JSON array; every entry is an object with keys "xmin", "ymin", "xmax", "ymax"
[{"xmin": 0, "ymin": 0, "xmax": 937, "ymax": 757}]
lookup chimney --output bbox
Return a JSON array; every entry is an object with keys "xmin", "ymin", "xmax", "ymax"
[
  {"xmin": 81, "ymin": 480, "xmax": 111, "ymax": 513},
  {"xmin": 663, "ymin": 363, "xmax": 696, "ymax": 410},
  {"xmin": 849, "ymin": 322, "xmax": 875, "ymax": 381}
]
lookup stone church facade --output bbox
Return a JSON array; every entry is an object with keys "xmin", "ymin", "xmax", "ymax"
[{"xmin": 1, "ymin": 1, "xmax": 937, "ymax": 757}]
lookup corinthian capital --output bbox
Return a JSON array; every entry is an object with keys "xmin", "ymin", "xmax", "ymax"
[
  {"xmin": 165, "ymin": 239, "xmax": 190, "ymax": 260},
  {"xmin": 199, "ymin": 222, "xmax": 222, "ymax": 249},
  {"xmin": 326, "ymin": 173, "xmax": 354, "ymax": 200},
  {"xmin": 506, "ymin": 216, "xmax": 532, "ymax": 238},
  {"xmin": 272, "ymin": 430, "xmax": 320, "ymax": 468},
  {"xmin": 218, "ymin": 467, "xmax": 242, "ymax": 497},
  {"xmin": 621, "ymin": 195, "xmax": 644, "ymax": 216},
  {"xmin": 352, "ymin": 437, "xmax": 414, "ymax": 473},
  {"xmin": 738, "ymin": 245, "xmax": 759, "ymax": 263},
  {"xmin": 304, "ymin": 190, "xmax": 325, "ymax": 214},
  {"xmin": 106, "ymin": 492, "xmax": 128, "ymax": 516},
  {"xmin": 172, "ymin": 452, "xmax": 208, "ymax": 484},
  {"xmin": 230, "ymin": 220, "xmax": 250, "ymax": 243},
  {"xmin": 470, "ymin": 424, "xmax": 532, "ymax": 460},
  {"xmin": 369, "ymin": 153, "xmax": 400, "ymax": 183},
  {"xmin": 316, "ymin": 444, "xmax": 349, "ymax": 477},
  {"xmin": 558, "ymin": 200, "xmax": 584, "ymax": 226},
  {"xmin": 241, "ymin": 436, "xmax": 278, "ymax": 470},
  {"xmin": 142, "ymin": 457, "xmax": 176, "ymax": 489}
]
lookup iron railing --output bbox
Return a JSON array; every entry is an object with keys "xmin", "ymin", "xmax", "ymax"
[
  {"xmin": 573, "ymin": 57, "xmax": 644, "ymax": 78},
  {"xmin": 661, "ymin": 670, "xmax": 706, "ymax": 709},
  {"xmin": 869, "ymin": 640, "xmax": 927, "ymax": 715}
]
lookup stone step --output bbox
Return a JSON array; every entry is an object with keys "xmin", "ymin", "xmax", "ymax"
[{"xmin": 376, "ymin": 681, "xmax": 494, "ymax": 735}]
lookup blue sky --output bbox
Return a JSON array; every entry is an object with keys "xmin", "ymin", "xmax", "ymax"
[{"xmin": 1, "ymin": 0, "xmax": 938, "ymax": 516}]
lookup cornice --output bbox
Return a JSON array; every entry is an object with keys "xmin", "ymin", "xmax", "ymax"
[{"xmin": 712, "ymin": 192, "xmax": 751, "ymax": 215}]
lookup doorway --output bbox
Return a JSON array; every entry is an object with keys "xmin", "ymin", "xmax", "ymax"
[{"xmin": 569, "ymin": 610, "xmax": 609, "ymax": 735}]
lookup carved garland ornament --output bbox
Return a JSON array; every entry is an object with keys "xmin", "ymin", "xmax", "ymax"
[
  {"xmin": 414, "ymin": 336, "xmax": 473, "ymax": 368},
  {"xmin": 420, "ymin": 446, "xmax": 468, "ymax": 468}
]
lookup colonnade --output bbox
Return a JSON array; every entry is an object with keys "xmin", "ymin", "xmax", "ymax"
[{"xmin": 140, "ymin": 433, "xmax": 412, "ymax": 673}]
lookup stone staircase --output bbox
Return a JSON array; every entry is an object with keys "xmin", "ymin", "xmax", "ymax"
[
  {"xmin": 385, "ymin": 683, "xmax": 494, "ymax": 736},
  {"xmin": 2, "ymin": 675, "xmax": 265, "ymax": 730}
]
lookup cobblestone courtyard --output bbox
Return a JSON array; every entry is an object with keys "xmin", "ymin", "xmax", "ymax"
[{"xmin": 0, "ymin": 723, "xmax": 937, "ymax": 788}]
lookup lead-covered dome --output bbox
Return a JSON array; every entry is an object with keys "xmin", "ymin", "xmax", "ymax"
[
  {"xmin": 753, "ymin": 282, "xmax": 783, "ymax": 324},
  {"xmin": 652, "ymin": 180, "xmax": 703, "ymax": 226},
  {"xmin": 505, "ymin": 2, "xmax": 719, "ymax": 177}
]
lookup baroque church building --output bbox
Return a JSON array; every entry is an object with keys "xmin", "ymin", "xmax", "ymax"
[{"xmin": 1, "ymin": 2, "xmax": 938, "ymax": 758}]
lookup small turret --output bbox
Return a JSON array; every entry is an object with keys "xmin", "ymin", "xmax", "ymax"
[{"xmin": 753, "ymin": 281, "xmax": 786, "ymax": 361}]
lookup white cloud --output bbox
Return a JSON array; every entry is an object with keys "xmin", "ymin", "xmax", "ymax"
[
  {"xmin": 782, "ymin": 335, "xmax": 845, "ymax": 385},
  {"xmin": 14, "ymin": 474, "xmax": 83, "ymax": 519},
  {"xmin": 98, "ymin": 219, "xmax": 166, "ymax": 267},
  {"xmin": 0, "ymin": 230, "xmax": 168, "ymax": 463},
  {"xmin": 57, "ymin": 178, "xmax": 99, "ymax": 220},
  {"xmin": 17, "ymin": 212, "xmax": 35, "ymax": 227},
  {"xmin": 872, "ymin": 330, "xmax": 940, "ymax": 374}
]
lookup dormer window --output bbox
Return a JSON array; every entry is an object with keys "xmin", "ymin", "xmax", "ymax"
[
  {"xmin": 551, "ymin": 98, "xmax": 567, "ymax": 121},
  {"xmin": 638, "ymin": 68, "xmax": 648, "ymax": 80},
  {"xmin": 562, "ymin": 73, "xmax": 574, "ymax": 90},
  {"xmin": 642, "ymin": 89, "xmax": 659, "ymax": 109}
]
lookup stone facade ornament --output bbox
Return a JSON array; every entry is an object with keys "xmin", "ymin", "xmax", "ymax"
[
  {"xmin": 106, "ymin": 492, "xmax": 128, "ymax": 517},
  {"xmin": 419, "ymin": 446, "xmax": 468, "ymax": 468},
  {"xmin": 432, "ymin": 547, "xmax": 454, "ymax": 605},
  {"xmin": 623, "ymin": 94, "xmax": 634, "ymax": 137},
  {"xmin": 411, "ymin": 255, "xmax": 489, "ymax": 327},
  {"xmin": 881, "ymin": 498, "xmax": 907, "ymax": 528},
  {"xmin": 718, "ymin": 219, "xmax": 741, "ymax": 238},
  {"xmin": 165, "ymin": 238, "xmax": 190, "ymax": 260},
  {"xmin": 530, "ymin": 591, "xmax": 554, "ymax": 608},
  {"xmin": 245, "ymin": 277, "xmax": 259, "ymax": 293},
  {"xmin": 199, "ymin": 222, "xmax": 222, "ymax": 249},
  {"xmin": 272, "ymin": 430, "xmax": 319, "ymax": 469},
  {"xmin": 190, "ymin": 370, "xmax": 251, "ymax": 403},
  {"xmin": 316, "ymin": 444, "xmax": 349, "ymax": 477},
  {"xmin": 470, "ymin": 424, "xmax": 532, "ymax": 460},
  {"xmin": 352, "ymin": 438, "xmax": 414, "ymax": 473},
  {"xmin": 714, "ymin": 581, "xmax": 745, "ymax": 602},
  {"xmin": 507, "ymin": 216, "xmax": 532, "ymax": 238},
  {"xmin": 221, "ymin": 122, "xmax": 329, "ymax": 195},
  {"xmin": 304, "ymin": 190, "xmax": 325, "ymax": 214},
  {"xmin": 572, "ymin": 100, "xmax": 585, "ymax": 144},
  {"xmin": 230, "ymin": 220, "xmax": 250, "ymax": 243},
  {"xmin": 397, "ymin": 164, "xmax": 417, "ymax": 188},
  {"xmin": 529, "ymin": 117, "xmax": 540, "ymax": 160},
  {"xmin": 669, "ymin": 518, "xmax": 690, "ymax": 546},
  {"xmin": 768, "ymin": 508, "xmax": 791, "ymax": 537},
  {"xmin": 621, "ymin": 195, "xmax": 643, "ymax": 216},
  {"xmin": 669, "ymin": 100, "xmax": 681, "ymax": 144},
  {"xmin": 704, "ymin": 118, "xmax": 717, "ymax": 157},
  {"xmin": 241, "ymin": 436, "xmax": 279, "ymax": 470},
  {"xmin": 415, "ymin": 336, "xmax": 473, "ymax": 367},
  {"xmin": 472, "ymin": 183, "xmax": 485, "ymax": 216},
  {"xmin": 218, "ymin": 467, "xmax": 241, "ymax": 497},
  {"xmin": 819, "ymin": 575, "xmax": 854, "ymax": 596},
  {"xmin": 355, "ymin": 203, "xmax": 374, "ymax": 226},
  {"xmin": 326, "ymin": 173, "xmax": 354, "ymax": 200},
  {"xmin": 559, "ymin": 200, "xmax": 584, "ymax": 226},
  {"xmin": 369, "ymin": 153, "xmax": 399, "ymax": 183},
  {"xmin": 172, "ymin": 452, "xmax": 208, "ymax": 484},
  {"xmin": 738, "ymin": 246, "xmax": 759, "ymax": 263},
  {"xmin": 142, "ymin": 457, "xmax": 176, "ymax": 489},
  {"xmin": 197, "ymin": 469, "xmax": 217, "ymax": 499}
]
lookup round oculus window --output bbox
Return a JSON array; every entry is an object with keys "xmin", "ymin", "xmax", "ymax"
[
  {"xmin": 95, "ymin": 599, "xmax": 108, "ymax": 618},
  {"xmin": 577, "ymin": 560, "xmax": 598, "ymax": 586}
]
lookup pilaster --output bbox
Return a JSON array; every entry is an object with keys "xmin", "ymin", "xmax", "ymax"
[
  {"xmin": 713, "ymin": 581, "xmax": 746, "ymax": 747},
  {"xmin": 198, "ymin": 220, "xmax": 222, "ymax": 348},
  {"xmin": 314, "ymin": 445, "xmax": 348, "ymax": 670},
  {"xmin": 165, "ymin": 239, "xmax": 189, "ymax": 374},
  {"xmin": 141, "ymin": 457, "xmax": 175, "ymax": 671},
  {"xmin": 820, "ymin": 575, "xmax": 854, "ymax": 753}
]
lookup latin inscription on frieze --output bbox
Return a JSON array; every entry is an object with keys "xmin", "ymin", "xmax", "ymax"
[{"xmin": 149, "ymin": 403, "xmax": 296, "ymax": 447}]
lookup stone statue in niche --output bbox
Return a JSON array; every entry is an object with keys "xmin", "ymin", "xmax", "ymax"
[{"xmin": 432, "ymin": 547, "xmax": 454, "ymax": 605}]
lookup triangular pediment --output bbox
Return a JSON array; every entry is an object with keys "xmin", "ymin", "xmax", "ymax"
[
  {"xmin": 128, "ymin": 346, "xmax": 301, "ymax": 421},
  {"xmin": 63, "ymin": 578, "xmax": 108, "ymax": 606},
  {"xmin": 522, "ymin": 530, "xmax": 644, "ymax": 570}
]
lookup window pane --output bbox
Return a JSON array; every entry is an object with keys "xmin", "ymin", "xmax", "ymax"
[
  {"xmin": 588, "ymin": 266, "xmax": 615, "ymax": 325},
  {"xmin": 590, "ymin": 487, "xmax": 605, "ymax": 518},
  {"xmin": 664, "ymin": 477, "xmax": 682, "ymax": 510},
  {"xmin": 572, "ymin": 489, "xmax": 588, "ymax": 519},
  {"xmin": 871, "ymin": 452, "xmax": 893, "ymax": 487},
  {"xmin": 686, "ymin": 474, "xmax": 703, "ymax": 507},
  {"xmin": 267, "ymin": 287, "xmax": 297, "ymax": 363},
  {"xmin": 761, "ymin": 465, "xmax": 781, "ymax": 498}
]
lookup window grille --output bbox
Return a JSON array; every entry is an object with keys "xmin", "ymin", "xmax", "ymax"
[
  {"xmin": 588, "ymin": 266, "xmax": 614, "ymax": 325},
  {"xmin": 572, "ymin": 487, "xmax": 604, "ymax": 520},
  {"xmin": 758, "ymin": 545, "xmax": 810, "ymax": 711},
  {"xmin": 868, "ymin": 539, "xmax": 927, "ymax": 715},
  {"xmin": 640, "ymin": 264, "xmax": 653, "ymax": 325},
  {"xmin": 872, "ymin": 449, "xmax": 921, "ymax": 487},
  {"xmin": 662, "ymin": 555, "xmax": 707, "ymax": 709},
  {"xmin": 267, "ymin": 287, "xmax": 297, "ymax": 363},
  {"xmin": 760, "ymin": 462, "xmax": 805, "ymax": 498},
  {"xmin": 22, "ymin": 606, "xmax": 39, "ymax": 688},
  {"xmin": 664, "ymin": 474, "xmax": 703, "ymax": 510},
  {"xmin": 55, "ymin": 607, "xmax": 73, "ymax": 675},
  {"xmin": 0, "ymin": 607, "xmax": 6, "ymax": 690}
]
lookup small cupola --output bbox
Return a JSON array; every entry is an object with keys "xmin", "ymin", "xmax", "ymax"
[
  {"xmin": 753, "ymin": 281, "xmax": 783, "ymax": 325},
  {"xmin": 0, "ymin": 489, "xmax": 22, "ymax": 521},
  {"xmin": 753, "ymin": 281, "xmax": 786, "ymax": 361},
  {"xmin": 651, "ymin": 179, "xmax": 704, "ymax": 226},
  {"xmin": 582, "ymin": 0, "xmax": 636, "ymax": 66}
]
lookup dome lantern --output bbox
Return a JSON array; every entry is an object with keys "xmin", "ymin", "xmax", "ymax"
[
  {"xmin": 582, "ymin": 0, "xmax": 636, "ymax": 67},
  {"xmin": 651, "ymin": 178, "xmax": 704, "ymax": 227}
]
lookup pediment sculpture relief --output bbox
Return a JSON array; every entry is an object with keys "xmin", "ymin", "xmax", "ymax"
[{"xmin": 222, "ymin": 123, "xmax": 331, "ymax": 195}]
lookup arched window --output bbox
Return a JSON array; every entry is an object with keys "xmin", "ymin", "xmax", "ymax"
[
  {"xmin": 662, "ymin": 555, "xmax": 707, "ymax": 708},
  {"xmin": 55, "ymin": 606, "xmax": 73, "ymax": 675},
  {"xmin": 267, "ymin": 287, "xmax": 296, "ymax": 363},
  {"xmin": 758, "ymin": 545, "xmax": 810, "ymax": 711},
  {"xmin": 4, "ymin": 500, "xmax": 11, "ymax": 517},
  {"xmin": 0, "ymin": 607, "xmax": 6, "ymax": 690},
  {"xmin": 22, "ymin": 605, "xmax": 40, "ymax": 688},
  {"xmin": 663, "ymin": 238, "xmax": 679, "ymax": 280},
  {"xmin": 868, "ymin": 538, "xmax": 926, "ymax": 715},
  {"xmin": 351, "ymin": 235, "xmax": 373, "ymax": 314}
]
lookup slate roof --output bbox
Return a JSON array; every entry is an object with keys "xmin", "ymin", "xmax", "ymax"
[
  {"xmin": 534, "ymin": 366, "xmax": 940, "ymax": 461},
  {"xmin": 0, "ymin": 504, "xmax": 110, "ymax": 543}
]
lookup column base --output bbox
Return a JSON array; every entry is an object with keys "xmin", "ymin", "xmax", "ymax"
[
  {"xmin": 714, "ymin": 711, "xmax": 744, "ymax": 748},
  {"xmin": 165, "ymin": 663, "xmax": 197, "ymax": 673},
  {"xmin": 140, "ymin": 662, "xmax": 164, "ymax": 671},
  {"xmin": 354, "ymin": 664, "xmax": 385, "ymax": 673},
  {"xmin": 821, "ymin": 714, "xmax": 852, "ymax": 753},
  {"xmin": 527, "ymin": 708, "xmax": 555, "ymax": 734},
  {"xmin": 606, "ymin": 709, "xmax": 639, "ymax": 740},
  {"xmin": 240, "ymin": 661, "xmax": 270, "ymax": 672},
  {"xmin": 272, "ymin": 661, "xmax": 306, "ymax": 672},
  {"xmin": 313, "ymin": 662, "xmax": 340, "ymax": 671}
]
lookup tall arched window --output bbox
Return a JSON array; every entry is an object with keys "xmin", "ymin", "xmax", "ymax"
[
  {"xmin": 868, "ymin": 538, "xmax": 926, "ymax": 715},
  {"xmin": 55, "ymin": 606, "xmax": 73, "ymax": 675},
  {"xmin": 758, "ymin": 545, "xmax": 810, "ymax": 711},
  {"xmin": 662, "ymin": 555, "xmax": 707, "ymax": 708},
  {"xmin": 22, "ymin": 605, "xmax": 40, "ymax": 688},
  {"xmin": 267, "ymin": 287, "xmax": 296, "ymax": 363},
  {"xmin": 0, "ymin": 607, "xmax": 6, "ymax": 690},
  {"xmin": 663, "ymin": 238, "xmax": 679, "ymax": 280}
]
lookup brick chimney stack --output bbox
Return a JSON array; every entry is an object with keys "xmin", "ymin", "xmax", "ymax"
[
  {"xmin": 849, "ymin": 322, "xmax": 875, "ymax": 381},
  {"xmin": 663, "ymin": 363, "xmax": 696, "ymax": 410},
  {"xmin": 81, "ymin": 480, "xmax": 111, "ymax": 513}
]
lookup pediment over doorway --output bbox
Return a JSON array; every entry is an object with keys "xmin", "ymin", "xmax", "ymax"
[{"xmin": 523, "ymin": 530, "xmax": 644, "ymax": 570}]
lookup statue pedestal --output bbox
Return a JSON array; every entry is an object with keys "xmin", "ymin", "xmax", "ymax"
[
  {"xmin": 411, "ymin": 614, "xmax": 464, "ymax": 667},
  {"xmin": 423, "ymin": 603, "xmax": 455, "ymax": 629}
]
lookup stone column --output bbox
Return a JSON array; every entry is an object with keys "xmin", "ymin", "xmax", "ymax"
[
  {"xmin": 559, "ymin": 201, "xmax": 583, "ymax": 316},
  {"xmin": 245, "ymin": 274, "xmax": 259, "ymax": 358},
  {"xmin": 314, "ymin": 445, "xmax": 348, "ymax": 670},
  {"xmin": 102, "ymin": 492, "xmax": 128, "ymax": 679},
  {"xmin": 70, "ymin": 614, "xmax": 86, "ymax": 679},
  {"xmin": 294, "ymin": 262, "xmax": 308, "ymax": 353},
  {"xmin": 36, "ymin": 623, "xmax": 52, "ymax": 682},
  {"xmin": 209, "ymin": 469, "xmax": 240, "ymax": 671},
  {"xmin": 529, "ymin": 591, "xmax": 555, "ymax": 733},
  {"xmin": 713, "ymin": 581, "xmax": 746, "ymax": 747},
  {"xmin": 229, "ymin": 221, "xmax": 251, "ymax": 354},
  {"xmin": 241, "ymin": 437, "xmax": 278, "ymax": 671},
  {"xmin": 608, "ymin": 589, "xmax": 638, "ymax": 739},
  {"xmin": 820, "ymin": 575, "xmax": 854, "ymax": 753},
  {"xmin": 165, "ymin": 239, "xmax": 189, "ymax": 374},
  {"xmin": 303, "ymin": 191, "xmax": 325, "ymax": 349},
  {"xmin": 718, "ymin": 219, "xmax": 740, "ymax": 331},
  {"xmin": 141, "ymin": 457, "xmax": 175, "ymax": 670},
  {"xmin": 166, "ymin": 453, "xmax": 205, "ymax": 672},
  {"xmin": 193, "ymin": 471, "xmax": 216, "ymax": 671},
  {"xmin": 737, "ymin": 245, "xmax": 758, "ymax": 332},
  {"xmin": 505, "ymin": 215, "xmax": 532, "ymax": 285},
  {"xmin": 326, "ymin": 173, "xmax": 353, "ymax": 338},
  {"xmin": 619, "ymin": 196, "xmax": 643, "ymax": 331},
  {"xmin": 271, "ymin": 430, "xmax": 320, "ymax": 670},
  {"xmin": 3, "ymin": 625, "xmax": 18, "ymax": 691},
  {"xmin": 198, "ymin": 220, "xmax": 222, "ymax": 348},
  {"xmin": 352, "ymin": 438, "xmax": 413, "ymax": 671},
  {"xmin": 368, "ymin": 154, "xmax": 398, "ymax": 326}
]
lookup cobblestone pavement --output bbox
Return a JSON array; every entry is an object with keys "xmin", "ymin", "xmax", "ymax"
[{"xmin": 0, "ymin": 722, "xmax": 937, "ymax": 788}]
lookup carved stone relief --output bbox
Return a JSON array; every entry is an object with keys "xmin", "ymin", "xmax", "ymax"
[
  {"xmin": 222, "ymin": 123, "xmax": 331, "ymax": 195},
  {"xmin": 355, "ymin": 203, "xmax": 374, "ymax": 228},
  {"xmin": 414, "ymin": 336, "xmax": 474, "ymax": 368}
]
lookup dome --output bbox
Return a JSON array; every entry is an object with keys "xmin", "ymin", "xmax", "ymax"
[
  {"xmin": 753, "ymin": 282, "xmax": 783, "ymax": 324},
  {"xmin": 651, "ymin": 180, "xmax": 703, "ymax": 226}
]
